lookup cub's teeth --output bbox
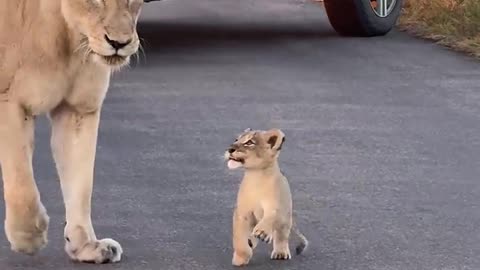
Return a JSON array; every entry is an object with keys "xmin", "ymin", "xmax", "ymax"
[{"xmin": 228, "ymin": 160, "xmax": 242, "ymax": 169}]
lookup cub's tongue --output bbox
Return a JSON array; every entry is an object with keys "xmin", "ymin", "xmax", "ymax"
[{"xmin": 227, "ymin": 159, "xmax": 242, "ymax": 170}]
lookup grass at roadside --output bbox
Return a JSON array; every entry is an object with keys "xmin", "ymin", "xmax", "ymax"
[{"xmin": 398, "ymin": 0, "xmax": 480, "ymax": 58}]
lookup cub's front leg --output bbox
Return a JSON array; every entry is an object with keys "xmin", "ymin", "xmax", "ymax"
[
  {"xmin": 50, "ymin": 104, "xmax": 122, "ymax": 264},
  {"xmin": 253, "ymin": 208, "xmax": 292, "ymax": 260},
  {"xmin": 252, "ymin": 208, "xmax": 279, "ymax": 244},
  {"xmin": 232, "ymin": 209, "xmax": 255, "ymax": 267},
  {"xmin": 271, "ymin": 220, "xmax": 292, "ymax": 260}
]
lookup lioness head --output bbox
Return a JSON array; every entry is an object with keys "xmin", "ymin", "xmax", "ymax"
[
  {"xmin": 225, "ymin": 128, "xmax": 286, "ymax": 170},
  {"xmin": 61, "ymin": 0, "xmax": 143, "ymax": 67}
]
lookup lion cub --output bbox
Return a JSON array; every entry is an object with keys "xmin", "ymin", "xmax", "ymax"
[{"xmin": 225, "ymin": 128, "xmax": 309, "ymax": 266}]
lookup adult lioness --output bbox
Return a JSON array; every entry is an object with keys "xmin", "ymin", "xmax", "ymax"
[{"xmin": 0, "ymin": 0, "xmax": 143, "ymax": 263}]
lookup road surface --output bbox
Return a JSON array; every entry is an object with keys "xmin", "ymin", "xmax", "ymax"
[{"xmin": 1, "ymin": 0, "xmax": 480, "ymax": 269}]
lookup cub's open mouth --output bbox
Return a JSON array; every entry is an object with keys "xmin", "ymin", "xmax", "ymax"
[
  {"xmin": 227, "ymin": 156, "xmax": 244, "ymax": 170},
  {"xmin": 228, "ymin": 157, "xmax": 244, "ymax": 163}
]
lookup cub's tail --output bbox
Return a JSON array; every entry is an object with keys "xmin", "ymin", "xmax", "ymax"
[{"xmin": 292, "ymin": 221, "xmax": 309, "ymax": 255}]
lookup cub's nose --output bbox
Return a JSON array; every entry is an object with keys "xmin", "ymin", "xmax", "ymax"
[
  {"xmin": 105, "ymin": 35, "xmax": 132, "ymax": 50},
  {"xmin": 228, "ymin": 148, "xmax": 236, "ymax": 154}
]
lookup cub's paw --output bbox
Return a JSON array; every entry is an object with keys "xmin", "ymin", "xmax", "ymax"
[
  {"xmin": 67, "ymin": 238, "xmax": 123, "ymax": 264},
  {"xmin": 232, "ymin": 250, "xmax": 252, "ymax": 267},
  {"xmin": 248, "ymin": 236, "xmax": 258, "ymax": 250},
  {"xmin": 271, "ymin": 249, "xmax": 292, "ymax": 260},
  {"xmin": 252, "ymin": 225, "xmax": 273, "ymax": 244},
  {"xmin": 5, "ymin": 204, "xmax": 49, "ymax": 255}
]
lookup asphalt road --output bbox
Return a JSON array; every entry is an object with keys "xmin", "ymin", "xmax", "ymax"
[{"xmin": 1, "ymin": 0, "xmax": 480, "ymax": 269}]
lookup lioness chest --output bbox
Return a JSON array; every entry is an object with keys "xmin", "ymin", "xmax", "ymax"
[{"xmin": 12, "ymin": 57, "xmax": 111, "ymax": 116}]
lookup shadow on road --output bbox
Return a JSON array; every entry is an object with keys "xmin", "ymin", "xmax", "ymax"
[{"xmin": 137, "ymin": 21, "xmax": 336, "ymax": 52}]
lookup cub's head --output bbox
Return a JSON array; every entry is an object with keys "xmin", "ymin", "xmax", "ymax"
[
  {"xmin": 61, "ymin": 0, "xmax": 143, "ymax": 67},
  {"xmin": 224, "ymin": 128, "xmax": 286, "ymax": 170}
]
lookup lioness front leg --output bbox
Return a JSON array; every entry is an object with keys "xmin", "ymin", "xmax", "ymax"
[
  {"xmin": 50, "ymin": 104, "xmax": 122, "ymax": 264},
  {"xmin": 0, "ymin": 103, "xmax": 49, "ymax": 254},
  {"xmin": 232, "ymin": 209, "xmax": 255, "ymax": 266}
]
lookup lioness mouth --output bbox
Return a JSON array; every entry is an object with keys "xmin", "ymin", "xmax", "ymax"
[{"xmin": 101, "ymin": 54, "xmax": 127, "ymax": 66}]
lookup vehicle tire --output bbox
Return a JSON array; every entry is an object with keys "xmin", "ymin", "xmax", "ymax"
[{"xmin": 323, "ymin": 0, "xmax": 404, "ymax": 37}]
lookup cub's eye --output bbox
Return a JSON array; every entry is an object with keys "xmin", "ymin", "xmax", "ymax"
[{"xmin": 244, "ymin": 140, "xmax": 255, "ymax": 146}]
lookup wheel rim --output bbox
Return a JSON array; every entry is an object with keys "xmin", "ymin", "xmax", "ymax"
[{"xmin": 370, "ymin": 0, "xmax": 397, "ymax": 18}]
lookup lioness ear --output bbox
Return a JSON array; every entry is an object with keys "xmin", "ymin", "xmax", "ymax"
[{"xmin": 265, "ymin": 129, "xmax": 285, "ymax": 150}]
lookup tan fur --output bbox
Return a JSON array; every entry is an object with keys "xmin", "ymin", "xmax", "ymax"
[
  {"xmin": 225, "ymin": 128, "xmax": 309, "ymax": 266},
  {"xmin": 0, "ymin": 0, "xmax": 143, "ymax": 263}
]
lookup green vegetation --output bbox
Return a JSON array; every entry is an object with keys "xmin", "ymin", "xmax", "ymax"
[{"xmin": 398, "ymin": 0, "xmax": 480, "ymax": 57}]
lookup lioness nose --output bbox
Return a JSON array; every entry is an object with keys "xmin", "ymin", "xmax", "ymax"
[
  {"xmin": 228, "ymin": 148, "xmax": 235, "ymax": 154},
  {"xmin": 105, "ymin": 35, "xmax": 131, "ymax": 50}
]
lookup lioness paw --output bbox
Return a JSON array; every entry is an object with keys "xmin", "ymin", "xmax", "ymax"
[
  {"xmin": 67, "ymin": 238, "xmax": 123, "ymax": 264},
  {"xmin": 271, "ymin": 249, "xmax": 292, "ymax": 260},
  {"xmin": 96, "ymin": 238, "xmax": 123, "ymax": 263},
  {"xmin": 5, "ymin": 204, "xmax": 49, "ymax": 255}
]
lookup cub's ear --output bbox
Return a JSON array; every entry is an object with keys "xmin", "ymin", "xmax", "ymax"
[{"xmin": 265, "ymin": 129, "xmax": 285, "ymax": 150}]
